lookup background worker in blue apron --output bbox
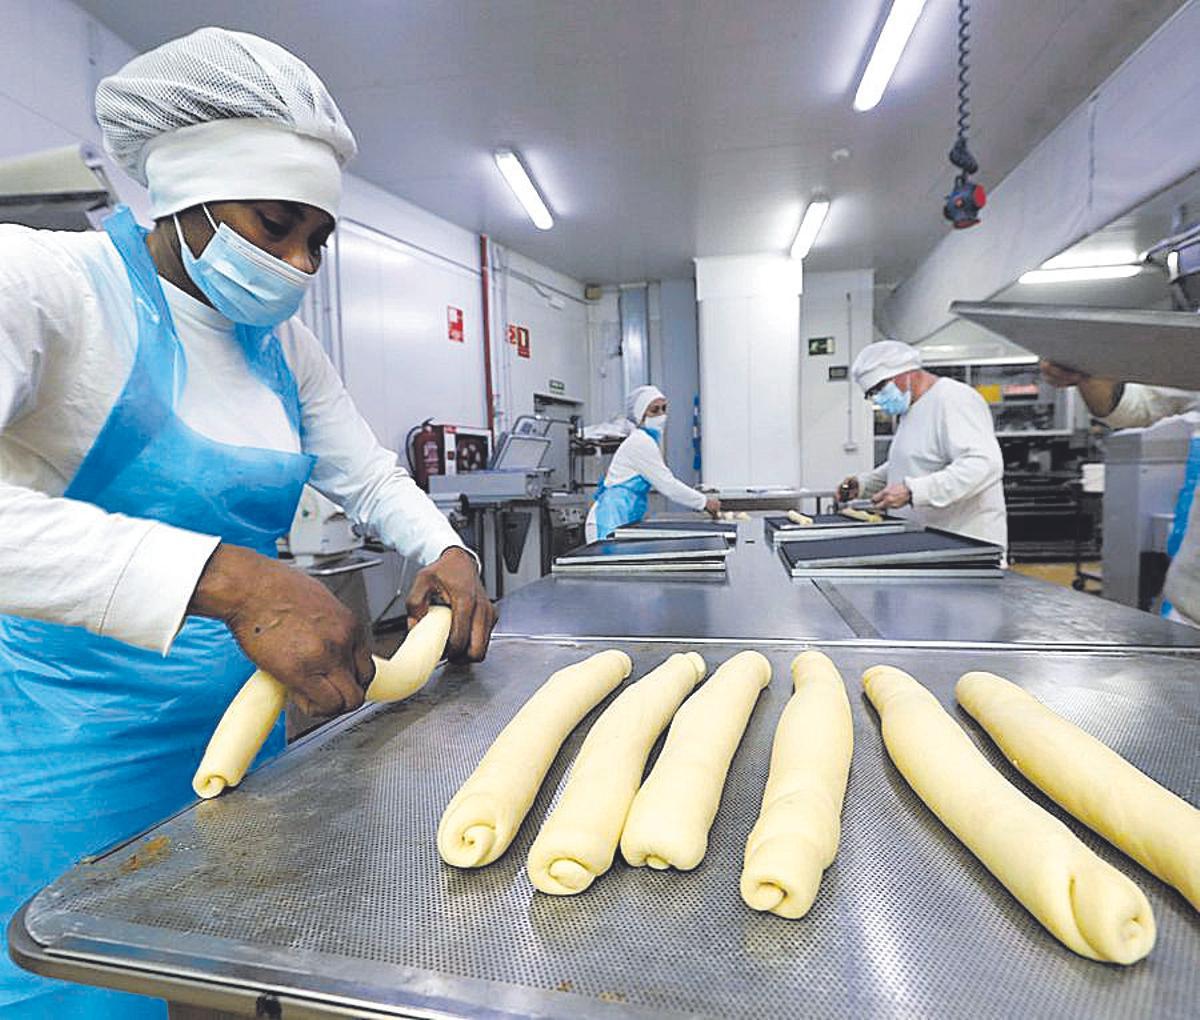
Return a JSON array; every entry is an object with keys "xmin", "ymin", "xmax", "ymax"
[
  {"xmin": 585, "ymin": 385, "xmax": 720, "ymax": 541},
  {"xmin": 0, "ymin": 28, "xmax": 495, "ymax": 1018}
]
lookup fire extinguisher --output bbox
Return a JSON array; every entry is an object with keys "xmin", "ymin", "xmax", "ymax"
[{"xmin": 406, "ymin": 418, "xmax": 441, "ymax": 491}]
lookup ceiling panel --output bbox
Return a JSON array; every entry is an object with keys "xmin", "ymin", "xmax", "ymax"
[{"xmin": 74, "ymin": 0, "xmax": 1186, "ymax": 285}]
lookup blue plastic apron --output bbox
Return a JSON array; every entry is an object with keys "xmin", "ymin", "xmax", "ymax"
[
  {"xmin": 0, "ymin": 206, "xmax": 314, "ymax": 1017},
  {"xmin": 1162, "ymin": 432, "xmax": 1200, "ymax": 618},
  {"xmin": 591, "ymin": 426, "xmax": 661, "ymax": 539}
]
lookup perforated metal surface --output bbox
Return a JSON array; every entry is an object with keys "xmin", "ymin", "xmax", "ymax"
[{"xmin": 20, "ymin": 639, "xmax": 1200, "ymax": 1018}]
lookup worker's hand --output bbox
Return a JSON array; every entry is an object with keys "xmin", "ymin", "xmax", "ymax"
[
  {"xmin": 872, "ymin": 483, "xmax": 912, "ymax": 509},
  {"xmin": 190, "ymin": 543, "xmax": 375, "ymax": 717},
  {"xmin": 837, "ymin": 476, "xmax": 859, "ymax": 502},
  {"xmin": 407, "ymin": 547, "xmax": 496, "ymax": 663},
  {"xmin": 1039, "ymin": 359, "xmax": 1088, "ymax": 387},
  {"xmin": 704, "ymin": 496, "xmax": 722, "ymax": 518}
]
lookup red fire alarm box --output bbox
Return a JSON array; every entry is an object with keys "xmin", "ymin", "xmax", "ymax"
[
  {"xmin": 447, "ymin": 306, "xmax": 464, "ymax": 343},
  {"xmin": 516, "ymin": 326, "xmax": 531, "ymax": 359}
]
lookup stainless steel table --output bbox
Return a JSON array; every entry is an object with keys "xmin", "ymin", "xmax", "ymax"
[
  {"xmin": 498, "ymin": 521, "xmax": 1200, "ymax": 650},
  {"xmin": 12, "ymin": 638, "xmax": 1199, "ymax": 1018}
]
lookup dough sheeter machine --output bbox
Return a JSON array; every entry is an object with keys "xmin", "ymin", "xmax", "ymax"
[{"xmin": 10, "ymin": 638, "xmax": 1198, "ymax": 1018}]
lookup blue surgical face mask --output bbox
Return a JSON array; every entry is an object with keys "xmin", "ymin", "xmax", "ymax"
[
  {"xmin": 174, "ymin": 205, "xmax": 312, "ymax": 326},
  {"xmin": 875, "ymin": 380, "xmax": 912, "ymax": 416}
]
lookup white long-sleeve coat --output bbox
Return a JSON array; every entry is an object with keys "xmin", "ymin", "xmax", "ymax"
[
  {"xmin": 857, "ymin": 377, "xmax": 1007, "ymax": 548},
  {"xmin": 0, "ymin": 225, "xmax": 465, "ymax": 654},
  {"xmin": 585, "ymin": 429, "xmax": 707, "ymax": 541}
]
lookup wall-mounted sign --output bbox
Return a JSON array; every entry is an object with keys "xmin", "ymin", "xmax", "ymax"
[
  {"xmin": 808, "ymin": 336, "xmax": 836, "ymax": 356},
  {"xmin": 548, "ymin": 379, "xmax": 565, "ymax": 393},
  {"xmin": 507, "ymin": 324, "xmax": 517, "ymax": 345},
  {"xmin": 447, "ymin": 306, "xmax": 464, "ymax": 343},
  {"xmin": 516, "ymin": 326, "xmax": 531, "ymax": 359},
  {"xmin": 828, "ymin": 365, "xmax": 849, "ymax": 381}
]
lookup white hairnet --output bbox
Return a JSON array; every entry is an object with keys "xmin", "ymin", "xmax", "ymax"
[
  {"xmin": 626, "ymin": 385, "xmax": 666, "ymax": 424},
  {"xmin": 851, "ymin": 340, "xmax": 922, "ymax": 393},
  {"xmin": 96, "ymin": 27, "xmax": 356, "ymax": 216}
]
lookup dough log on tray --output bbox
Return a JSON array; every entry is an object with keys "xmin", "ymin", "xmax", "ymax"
[
  {"xmin": 740, "ymin": 650, "xmax": 852, "ymax": 918},
  {"xmin": 192, "ymin": 606, "xmax": 453, "ymax": 799},
  {"xmin": 839, "ymin": 507, "xmax": 882, "ymax": 523},
  {"xmin": 437, "ymin": 649, "xmax": 632, "ymax": 868},
  {"xmin": 863, "ymin": 665, "xmax": 1155, "ymax": 965},
  {"xmin": 621, "ymin": 650, "xmax": 770, "ymax": 871},
  {"xmin": 957, "ymin": 670, "xmax": 1200, "ymax": 912},
  {"xmin": 526, "ymin": 652, "xmax": 707, "ymax": 895},
  {"xmin": 786, "ymin": 510, "xmax": 814, "ymax": 526}
]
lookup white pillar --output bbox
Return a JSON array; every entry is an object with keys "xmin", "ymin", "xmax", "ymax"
[{"xmin": 695, "ymin": 254, "xmax": 802, "ymax": 488}]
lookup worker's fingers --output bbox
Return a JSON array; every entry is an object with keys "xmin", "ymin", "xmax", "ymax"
[
  {"xmin": 465, "ymin": 598, "xmax": 497, "ymax": 662},
  {"xmin": 352, "ymin": 630, "xmax": 377, "ymax": 691},
  {"xmin": 404, "ymin": 572, "xmax": 436, "ymax": 625},
  {"xmin": 324, "ymin": 665, "xmax": 366, "ymax": 713},
  {"xmin": 294, "ymin": 670, "xmax": 348, "ymax": 717},
  {"xmin": 443, "ymin": 586, "xmax": 476, "ymax": 661}
]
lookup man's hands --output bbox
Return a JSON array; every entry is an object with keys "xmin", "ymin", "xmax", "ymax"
[
  {"xmin": 872, "ymin": 483, "xmax": 912, "ymax": 509},
  {"xmin": 406, "ymin": 547, "xmax": 497, "ymax": 662},
  {"xmin": 704, "ymin": 496, "xmax": 722, "ymax": 518},
  {"xmin": 837, "ymin": 476, "xmax": 859, "ymax": 503},
  {"xmin": 1039, "ymin": 358, "xmax": 1124, "ymax": 417},
  {"xmin": 190, "ymin": 544, "xmax": 375, "ymax": 718}
]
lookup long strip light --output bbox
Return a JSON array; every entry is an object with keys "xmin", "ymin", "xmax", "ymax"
[
  {"xmin": 493, "ymin": 148, "xmax": 554, "ymax": 230},
  {"xmin": 853, "ymin": 0, "xmax": 929, "ymax": 112},
  {"xmin": 1018, "ymin": 265, "xmax": 1141, "ymax": 285},
  {"xmin": 790, "ymin": 195, "xmax": 831, "ymax": 260}
]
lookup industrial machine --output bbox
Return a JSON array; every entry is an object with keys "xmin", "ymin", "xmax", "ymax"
[{"xmin": 407, "ymin": 421, "xmax": 491, "ymax": 491}]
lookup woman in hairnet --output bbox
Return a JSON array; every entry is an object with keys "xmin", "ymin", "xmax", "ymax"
[
  {"xmin": 585, "ymin": 385, "xmax": 720, "ymax": 541},
  {"xmin": 0, "ymin": 28, "xmax": 494, "ymax": 1017},
  {"xmin": 838, "ymin": 340, "xmax": 1007, "ymax": 548}
]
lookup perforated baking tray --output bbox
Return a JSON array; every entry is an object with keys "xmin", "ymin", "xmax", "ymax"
[{"xmin": 13, "ymin": 639, "xmax": 1199, "ymax": 1018}]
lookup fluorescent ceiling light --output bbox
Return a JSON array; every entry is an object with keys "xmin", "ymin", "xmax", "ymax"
[
  {"xmin": 1018, "ymin": 265, "xmax": 1142, "ymax": 285},
  {"xmin": 493, "ymin": 148, "xmax": 553, "ymax": 230},
  {"xmin": 853, "ymin": 0, "xmax": 928, "ymax": 112},
  {"xmin": 1040, "ymin": 247, "xmax": 1138, "ymax": 270},
  {"xmin": 790, "ymin": 196, "xmax": 831, "ymax": 260}
]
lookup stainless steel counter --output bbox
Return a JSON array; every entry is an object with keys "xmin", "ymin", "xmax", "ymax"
[
  {"xmin": 496, "ymin": 520, "xmax": 1200, "ymax": 649},
  {"xmin": 13, "ymin": 638, "xmax": 1199, "ymax": 1019}
]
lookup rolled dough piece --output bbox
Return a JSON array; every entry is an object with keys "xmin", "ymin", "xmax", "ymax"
[
  {"xmin": 839, "ymin": 507, "xmax": 882, "ymax": 523},
  {"xmin": 365, "ymin": 606, "xmax": 452, "ymax": 701},
  {"xmin": 736, "ymin": 511, "xmax": 751, "ymax": 521},
  {"xmin": 192, "ymin": 606, "xmax": 453, "ymax": 799},
  {"xmin": 527, "ymin": 651, "xmax": 707, "ymax": 895},
  {"xmin": 786, "ymin": 510, "xmax": 814, "ymax": 526},
  {"xmin": 437, "ymin": 649, "xmax": 632, "ymax": 868},
  {"xmin": 740, "ymin": 650, "xmax": 852, "ymax": 918},
  {"xmin": 863, "ymin": 665, "xmax": 1155, "ymax": 964},
  {"xmin": 621, "ymin": 650, "xmax": 771, "ymax": 871},
  {"xmin": 957, "ymin": 670, "xmax": 1200, "ymax": 912},
  {"xmin": 191, "ymin": 670, "xmax": 287, "ymax": 800}
]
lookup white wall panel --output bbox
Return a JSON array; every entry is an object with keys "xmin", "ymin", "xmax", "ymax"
[{"xmin": 798, "ymin": 270, "xmax": 875, "ymax": 488}]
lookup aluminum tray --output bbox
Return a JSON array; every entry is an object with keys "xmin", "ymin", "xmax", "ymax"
[{"xmin": 12, "ymin": 638, "xmax": 1199, "ymax": 1019}]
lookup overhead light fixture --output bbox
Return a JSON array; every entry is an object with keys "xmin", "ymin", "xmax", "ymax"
[
  {"xmin": 1040, "ymin": 247, "xmax": 1138, "ymax": 270},
  {"xmin": 1018, "ymin": 265, "xmax": 1142, "ymax": 285},
  {"xmin": 493, "ymin": 148, "xmax": 553, "ymax": 230},
  {"xmin": 853, "ymin": 0, "xmax": 929, "ymax": 112},
  {"xmin": 790, "ymin": 195, "xmax": 831, "ymax": 260}
]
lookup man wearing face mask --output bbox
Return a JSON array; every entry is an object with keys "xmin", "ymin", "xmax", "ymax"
[
  {"xmin": 585, "ymin": 385, "xmax": 720, "ymax": 541},
  {"xmin": 837, "ymin": 340, "xmax": 1007, "ymax": 549},
  {"xmin": 0, "ymin": 28, "xmax": 494, "ymax": 1017}
]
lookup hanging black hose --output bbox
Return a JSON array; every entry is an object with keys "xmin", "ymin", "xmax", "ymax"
[{"xmin": 943, "ymin": 0, "xmax": 986, "ymax": 228}]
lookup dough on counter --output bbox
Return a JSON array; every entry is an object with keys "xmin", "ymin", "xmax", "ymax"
[
  {"xmin": 736, "ymin": 511, "xmax": 751, "ymax": 521},
  {"xmin": 621, "ymin": 650, "xmax": 771, "ymax": 871},
  {"xmin": 192, "ymin": 607, "xmax": 453, "ymax": 799},
  {"xmin": 863, "ymin": 665, "xmax": 1155, "ymax": 964},
  {"xmin": 438, "ymin": 649, "xmax": 632, "ymax": 868},
  {"xmin": 527, "ymin": 652, "xmax": 707, "ymax": 895},
  {"xmin": 786, "ymin": 510, "xmax": 814, "ymax": 526},
  {"xmin": 191, "ymin": 670, "xmax": 287, "ymax": 799},
  {"xmin": 839, "ymin": 507, "xmax": 882, "ymax": 523},
  {"xmin": 740, "ymin": 650, "xmax": 852, "ymax": 918},
  {"xmin": 957, "ymin": 670, "xmax": 1200, "ymax": 912},
  {"xmin": 365, "ymin": 606, "xmax": 452, "ymax": 701}
]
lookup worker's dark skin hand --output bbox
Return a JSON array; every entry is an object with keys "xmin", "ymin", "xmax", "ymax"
[
  {"xmin": 406, "ymin": 547, "xmax": 497, "ymax": 662},
  {"xmin": 189, "ymin": 543, "xmax": 375, "ymax": 717}
]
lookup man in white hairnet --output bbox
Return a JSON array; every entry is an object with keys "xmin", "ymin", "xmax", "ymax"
[
  {"xmin": 585, "ymin": 385, "xmax": 720, "ymax": 541},
  {"xmin": 838, "ymin": 340, "xmax": 1007, "ymax": 548},
  {"xmin": 0, "ymin": 28, "xmax": 494, "ymax": 1016}
]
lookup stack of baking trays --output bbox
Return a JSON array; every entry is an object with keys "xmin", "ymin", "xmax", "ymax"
[
  {"xmin": 553, "ymin": 519, "xmax": 736, "ymax": 575},
  {"xmin": 769, "ymin": 512, "xmax": 1005, "ymax": 579}
]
